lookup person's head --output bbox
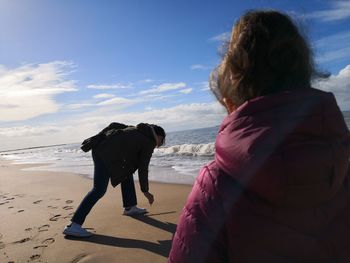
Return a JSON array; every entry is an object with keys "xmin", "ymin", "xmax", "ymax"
[
  {"xmin": 152, "ymin": 125, "xmax": 166, "ymax": 147},
  {"xmin": 210, "ymin": 10, "xmax": 315, "ymax": 113}
]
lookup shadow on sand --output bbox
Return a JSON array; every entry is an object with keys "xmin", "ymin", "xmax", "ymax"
[
  {"xmin": 131, "ymin": 211, "xmax": 177, "ymax": 234},
  {"xmin": 65, "ymin": 211, "xmax": 177, "ymax": 258}
]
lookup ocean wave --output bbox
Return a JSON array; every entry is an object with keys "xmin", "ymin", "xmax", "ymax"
[{"xmin": 154, "ymin": 143, "xmax": 215, "ymax": 156}]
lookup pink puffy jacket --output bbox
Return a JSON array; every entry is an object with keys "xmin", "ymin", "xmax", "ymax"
[{"xmin": 169, "ymin": 88, "xmax": 350, "ymax": 263}]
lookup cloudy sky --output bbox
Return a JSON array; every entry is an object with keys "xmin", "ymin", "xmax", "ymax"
[{"xmin": 0, "ymin": 0, "xmax": 350, "ymax": 151}]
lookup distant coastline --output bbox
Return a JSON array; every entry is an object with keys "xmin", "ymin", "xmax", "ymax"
[
  {"xmin": 0, "ymin": 143, "xmax": 69, "ymax": 154},
  {"xmin": 0, "ymin": 110, "xmax": 348, "ymax": 154}
]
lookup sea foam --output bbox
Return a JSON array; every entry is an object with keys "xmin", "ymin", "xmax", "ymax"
[{"xmin": 154, "ymin": 143, "xmax": 215, "ymax": 156}]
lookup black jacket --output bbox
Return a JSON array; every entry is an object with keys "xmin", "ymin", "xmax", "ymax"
[{"xmin": 94, "ymin": 123, "xmax": 156, "ymax": 192}]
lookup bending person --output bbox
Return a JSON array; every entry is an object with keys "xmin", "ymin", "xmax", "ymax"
[{"xmin": 63, "ymin": 123, "xmax": 165, "ymax": 237}]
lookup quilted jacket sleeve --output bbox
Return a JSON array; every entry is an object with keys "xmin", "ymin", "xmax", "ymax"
[{"xmin": 169, "ymin": 162, "xmax": 230, "ymax": 263}]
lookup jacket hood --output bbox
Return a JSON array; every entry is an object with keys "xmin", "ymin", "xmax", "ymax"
[
  {"xmin": 136, "ymin": 123, "xmax": 157, "ymax": 143},
  {"xmin": 215, "ymin": 88, "xmax": 350, "ymax": 207}
]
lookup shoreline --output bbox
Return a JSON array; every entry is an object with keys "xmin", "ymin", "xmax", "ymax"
[
  {"xmin": 5, "ymin": 156, "xmax": 199, "ymax": 186},
  {"xmin": 0, "ymin": 143, "xmax": 71, "ymax": 154},
  {"xmin": 0, "ymin": 158, "xmax": 193, "ymax": 263}
]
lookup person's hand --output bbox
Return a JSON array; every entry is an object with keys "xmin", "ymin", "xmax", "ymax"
[{"xmin": 143, "ymin": 192, "xmax": 154, "ymax": 205}]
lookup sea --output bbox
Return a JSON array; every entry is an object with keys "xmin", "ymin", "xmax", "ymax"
[
  {"xmin": 0, "ymin": 126, "xmax": 219, "ymax": 185},
  {"xmin": 1, "ymin": 111, "xmax": 350, "ymax": 186}
]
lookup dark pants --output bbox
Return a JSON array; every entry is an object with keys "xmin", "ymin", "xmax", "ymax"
[{"xmin": 71, "ymin": 152, "xmax": 137, "ymax": 225}]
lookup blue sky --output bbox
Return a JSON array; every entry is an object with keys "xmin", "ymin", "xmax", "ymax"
[{"xmin": 0, "ymin": 0, "xmax": 350, "ymax": 150}]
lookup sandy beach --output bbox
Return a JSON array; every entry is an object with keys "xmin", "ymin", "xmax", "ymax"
[{"xmin": 0, "ymin": 158, "xmax": 192, "ymax": 263}]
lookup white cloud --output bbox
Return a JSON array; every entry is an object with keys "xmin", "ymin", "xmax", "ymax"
[
  {"xmin": 126, "ymin": 103, "xmax": 225, "ymax": 131},
  {"xmin": 87, "ymin": 83, "xmax": 131, "ymax": 89},
  {"xmin": 195, "ymin": 81, "xmax": 209, "ymax": 91},
  {"xmin": 0, "ymin": 61, "xmax": 77, "ymax": 122},
  {"xmin": 0, "ymin": 102, "xmax": 226, "ymax": 151},
  {"xmin": 93, "ymin": 93, "xmax": 115, "ymax": 99},
  {"xmin": 97, "ymin": 97, "xmax": 136, "ymax": 107},
  {"xmin": 76, "ymin": 102, "xmax": 225, "ymax": 134},
  {"xmin": 179, "ymin": 88, "xmax": 193, "ymax": 94},
  {"xmin": 65, "ymin": 103, "xmax": 94, "ymax": 110},
  {"xmin": 306, "ymin": 1, "xmax": 350, "ymax": 22},
  {"xmin": 313, "ymin": 64, "xmax": 350, "ymax": 110},
  {"xmin": 209, "ymin": 32, "xmax": 230, "ymax": 42},
  {"xmin": 314, "ymin": 30, "xmax": 350, "ymax": 64},
  {"xmin": 142, "ymin": 93, "xmax": 176, "ymax": 100},
  {"xmin": 139, "ymin": 82, "xmax": 186, "ymax": 95},
  {"xmin": 0, "ymin": 124, "xmax": 75, "ymax": 151},
  {"xmin": 315, "ymin": 30, "xmax": 350, "ymax": 49},
  {"xmin": 316, "ymin": 46, "xmax": 350, "ymax": 64},
  {"xmin": 65, "ymin": 95, "xmax": 133, "ymax": 110},
  {"xmin": 0, "ymin": 125, "xmax": 63, "ymax": 137},
  {"xmin": 139, "ymin": 79, "xmax": 154, "ymax": 83},
  {"xmin": 191, "ymin": 64, "xmax": 208, "ymax": 70}
]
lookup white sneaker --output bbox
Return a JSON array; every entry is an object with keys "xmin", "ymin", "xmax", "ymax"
[
  {"xmin": 63, "ymin": 222, "xmax": 93, "ymax": 237},
  {"xmin": 123, "ymin": 206, "xmax": 148, "ymax": 216}
]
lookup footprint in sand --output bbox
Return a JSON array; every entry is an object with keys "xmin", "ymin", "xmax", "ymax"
[
  {"xmin": 47, "ymin": 205, "xmax": 58, "ymax": 209},
  {"xmin": 38, "ymin": 224, "xmax": 50, "ymax": 232},
  {"xmin": 0, "ymin": 201, "xmax": 9, "ymax": 205},
  {"xmin": 13, "ymin": 194, "xmax": 25, "ymax": 197},
  {"xmin": 42, "ymin": 238, "xmax": 55, "ymax": 245},
  {"xmin": 25, "ymin": 228, "xmax": 32, "ymax": 231},
  {"xmin": 30, "ymin": 254, "xmax": 41, "ymax": 261},
  {"xmin": 33, "ymin": 245, "xmax": 48, "ymax": 249},
  {"xmin": 17, "ymin": 209, "xmax": 24, "ymax": 213},
  {"xmin": 49, "ymin": 214, "xmax": 61, "ymax": 221},
  {"xmin": 65, "ymin": 200, "xmax": 73, "ymax": 204},
  {"xmin": 0, "ymin": 241, "xmax": 5, "ymax": 249},
  {"xmin": 33, "ymin": 200, "xmax": 42, "ymax": 204},
  {"xmin": 63, "ymin": 206, "xmax": 73, "ymax": 210},
  {"xmin": 5, "ymin": 197, "xmax": 14, "ymax": 201},
  {"xmin": 8, "ymin": 206, "xmax": 14, "ymax": 209},
  {"xmin": 64, "ymin": 212, "xmax": 75, "ymax": 219},
  {"xmin": 13, "ymin": 237, "xmax": 30, "ymax": 244},
  {"xmin": 71, "ymin": 253, "xmax": 89, "ymax": 263}
]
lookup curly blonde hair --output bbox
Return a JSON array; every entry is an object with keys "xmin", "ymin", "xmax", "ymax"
[{"xmin": 211, "ymin": 10, "xmax": 315, "ymax": 107}]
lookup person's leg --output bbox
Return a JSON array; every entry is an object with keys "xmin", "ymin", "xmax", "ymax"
[
  {"xmin": 71, "ymin": 152, "xmax": 109, "ymax": 226},
  {"xmin": 121, "ymin": 175, "xmax": 147, "ymax": 216},
  {"xmin": 121, "ymin": 174, "xmax": 137, "ymax": 208}
]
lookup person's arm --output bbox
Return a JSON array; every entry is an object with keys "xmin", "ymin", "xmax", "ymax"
[
  {"xmin": 137, "ymin": 143, "xmax": 154, "ymax": 193},
  {"xmin": 169, "ymin": 164, "xmax": 229, "ymax": 263},
  {"xmin": 143, "ymin": 191, "xmax": 154, "ymax": 205}
]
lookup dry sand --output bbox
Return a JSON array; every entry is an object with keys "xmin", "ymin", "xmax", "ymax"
[{"xmin": 0, "ymin": 158, "xmax": 192, "ymax": 263}]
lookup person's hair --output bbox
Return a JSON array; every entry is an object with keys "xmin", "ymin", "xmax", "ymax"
[
  {"xmin": 210, "ymin": 10, "xmax": 316, "ymax": 107},
  {"xmin": 152, "ymin": 125, "xmax": 166, "ymax": 138}
]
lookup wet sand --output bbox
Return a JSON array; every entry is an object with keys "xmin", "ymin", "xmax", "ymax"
[{"xmin": 0, "ymin": 159, "xmax": 192, "ymax": 263}]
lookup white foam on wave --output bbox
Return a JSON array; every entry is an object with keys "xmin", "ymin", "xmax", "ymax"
[
  {"xmin": 1, "ymin": 152, "xmax": 60, "ymax": 164},
  {"xmin": 0, "ymin": 141, "xmax": 216, "ymax": 184},
  {"xmin": 154, "ymin": 143, "xmax": 215, "ymax": 156}
]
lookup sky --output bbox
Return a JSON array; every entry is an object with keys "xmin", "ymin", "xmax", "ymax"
[{"xmin": 0, "ymin": 0, "xmax": 350, "ymax": 151}]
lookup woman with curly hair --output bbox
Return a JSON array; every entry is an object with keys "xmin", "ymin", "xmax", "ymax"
[{"xmin": 169, "ymin": 10, "xmax": 350, "ymax": 262}]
